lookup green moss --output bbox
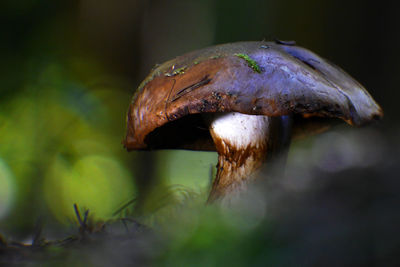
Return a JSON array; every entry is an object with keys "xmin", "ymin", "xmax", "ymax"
[
  {"xmin": 165, "ymin": 66, "xmax": 187, "ymax": 77},
  {"xmin": 234, "ymin": 53, "xmax": 261, "ymax": 73},
  {"xmin": 174, "ymin": 67, "xmax": 186, "ymax": 75}
]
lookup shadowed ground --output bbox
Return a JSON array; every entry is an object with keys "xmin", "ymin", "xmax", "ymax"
[{"xmin": 1, "ymin": 128, "xmax": 399, "ymax": 266}]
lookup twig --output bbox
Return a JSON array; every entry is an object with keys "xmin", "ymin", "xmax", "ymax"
[
  {"xmin": 32, "ymin": 217, "xmax": 44, "ymax": 247},
  {"xmin": 74, "ymin": 203, "xmax": 89, "ymax": 235}
]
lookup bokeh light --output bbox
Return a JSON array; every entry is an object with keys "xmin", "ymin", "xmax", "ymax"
[
  {"xmin": 156, "ymin": 150, "xmax": 217, "ymax": 195},
  {"xmin": 44, "ymin": 154, "xmax": 134, "ymax": 222},
  {"xmin": 0, "ymin": 54, "xmax": 136, "ymax": 230},
  {"xmin": 0, "ymin": 159, "xmax": 15, "ymax": 220}
]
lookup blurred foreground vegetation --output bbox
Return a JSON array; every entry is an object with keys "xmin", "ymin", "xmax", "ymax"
[{"xmin": 1, "ymin": 128, "xmax": 399, "ymax": 266}]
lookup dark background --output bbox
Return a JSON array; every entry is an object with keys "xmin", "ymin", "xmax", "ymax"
[{"xmin": 0, "ymin": 0, "xmax": 399, "ymax": 263}]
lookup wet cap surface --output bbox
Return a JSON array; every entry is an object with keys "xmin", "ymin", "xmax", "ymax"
[{"xmin": 124, "ymin": 41, "xmax": 383, "ymax": 150}]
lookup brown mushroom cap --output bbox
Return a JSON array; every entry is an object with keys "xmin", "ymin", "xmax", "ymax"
[{"xmin": 124, "ymin": 41, "xmax": 383, "ymax": 151}]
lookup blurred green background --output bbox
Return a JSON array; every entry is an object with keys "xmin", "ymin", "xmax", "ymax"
[{"xmin": 0, "ymin": 0, "xmax": 398, "ymax": 241}]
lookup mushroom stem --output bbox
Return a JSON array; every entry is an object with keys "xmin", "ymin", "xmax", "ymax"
[{"xmin": 206, "ymin": 112, "xmax": 292, "ymax": 202}]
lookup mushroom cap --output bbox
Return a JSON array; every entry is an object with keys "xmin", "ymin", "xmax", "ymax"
[{"xmin": 124, "ymin": 41, "xmax": 383, "ymax": 151}]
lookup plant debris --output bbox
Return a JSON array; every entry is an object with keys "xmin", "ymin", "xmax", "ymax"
[{"xmin": 0, "ymin": 204, "xmax": 150, "ymax": 266}]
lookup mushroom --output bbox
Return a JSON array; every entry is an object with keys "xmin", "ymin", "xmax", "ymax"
[{"xmin": 123, "ymin": 41, "xmax": 383, "ymax": 202}]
